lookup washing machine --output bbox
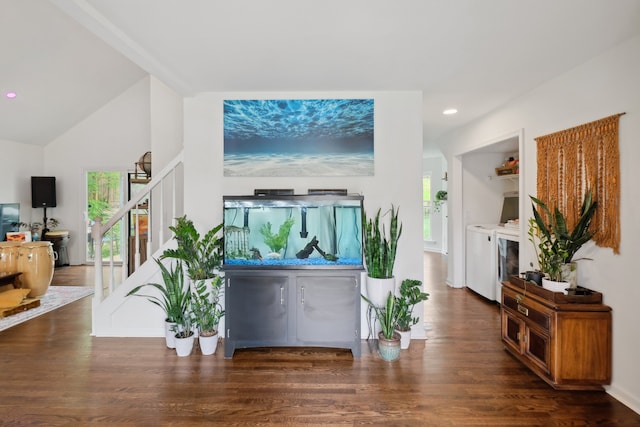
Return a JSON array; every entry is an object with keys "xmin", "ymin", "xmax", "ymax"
[{"xmin": 465, "ymin": 224, "xmax": 497, "ymax": 300}]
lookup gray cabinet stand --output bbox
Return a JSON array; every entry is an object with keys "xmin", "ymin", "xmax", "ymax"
[{"xmin": 224, "ymin": 269, "xmax": 362, "ymax": 358}]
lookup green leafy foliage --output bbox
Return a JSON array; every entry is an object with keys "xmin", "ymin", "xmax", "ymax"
[
  {"xmin": 162, "ymin": 215, "xmax": 224, "ymax": 281},
  {"xmin": 529, "ymin": 189, "xmax": 597, "ymax": 281},
  {"xmin": 363, "ymin": 205, "xmax": 402, "ymax": 279},
  {"xmin": 361, "ymin": 291, "xmax": 399, "ymax": 340},
  {"xmin": 190, "ymin": 276, "xmax": 225, "ymax": 336},
  {"xmin": 395, "ymin": 279, "xmax": 429, "ymax": 331},
  {"xmin": 126, "ymin": 258, "xmax": 190, "ymax": 324},
  {"xmin": 259, "ymin": 217, "xmax": 295, "ymax": 253}
]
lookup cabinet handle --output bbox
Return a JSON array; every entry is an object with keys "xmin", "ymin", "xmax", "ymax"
[
  {"xmin": 301, "ymin": 286, "xmax": 305, "ymax": 305},
  {"xmin": 517, "ymin": 304, "xmax": 529, "ymax": 316},
  {"xmin": 280, "ymin": 286, "xmax": 285, "ymax": 305}
]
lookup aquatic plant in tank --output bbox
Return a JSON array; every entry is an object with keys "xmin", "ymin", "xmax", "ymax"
[
  {"xmin": 223, "ymin": 195, "xmax": 364, "ymax": 269},
  {"xmin": 259, "ymin": 217, "xmax": 295, "ymax": 258}
]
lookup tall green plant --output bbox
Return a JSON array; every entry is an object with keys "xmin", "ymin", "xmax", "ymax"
[
  {"xmin": 162, "ymin": 215, "xmax": 224, "ymax": 281},
  {"xmin": 126, "ymin": 258, "xmax": 190, "ymax": 323},
  {"xmin": 363, "ymin": 205, "xmax": 402, "ymax": 279}
]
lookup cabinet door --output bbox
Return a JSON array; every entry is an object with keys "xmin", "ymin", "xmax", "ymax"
[
  {"xmin": 524, "ymin": 325, "xmax": 551, "ymax": 374},
  {"xmin": 501, "ymin": 308, "xmax": 523, "ymax": 354},
  {"xmin": 227, "ymin": 274, "xmax": 288, "ymax": 344},
  {"xmin": 296, "ymin": 276, "xmax": 358, "ymax": 343}
]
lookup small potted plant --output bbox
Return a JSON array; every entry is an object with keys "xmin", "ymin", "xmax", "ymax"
[
  {"xmin": 433, "ymin": 190, "xmax": 447, "ymax": 213},
  {"xmin": 362, "ymin": 205, "xmax": 402, "ymax": 307},
  {"xmin": 162, "ymin": 215, "xmax": 224, "ymax": 282},
  {"xmin": 126, "ymin": 259, "xmax": 191, "ymax": 349},
  {"xmin": 173, "ymin": 306, "xmax": 195, "ymax": 357},
  {"xmin": 394, "ymin": 279, "xmax": 429, "ymax": 349},
  {"xmin": 190, "ymin": 275, "xmax": 225, "ymax": 355},
  {"xmin": 362, "ymin": 291, "xmax": 401, "ymax": 361}
]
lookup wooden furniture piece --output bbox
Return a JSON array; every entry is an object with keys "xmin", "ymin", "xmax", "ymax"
[
  {"xmin": 224, "ymin": 270, "xmax": 361, "ymax": 358},
  {"xmin": 501, "ymin": 276, "xmax": 611, "ymax": 390}
]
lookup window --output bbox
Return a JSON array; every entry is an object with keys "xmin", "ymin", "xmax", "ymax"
[{"xmin": 86, "ymin": 171, "xmax": 125, "ymax": 262}]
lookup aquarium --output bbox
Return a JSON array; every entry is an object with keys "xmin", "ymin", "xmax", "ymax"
[{"xmin": 223, "ymin": 194, "xmax": 364, "ymax": 269}]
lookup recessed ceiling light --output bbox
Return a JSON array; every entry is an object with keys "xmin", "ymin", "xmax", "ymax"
[
  {"xmin": 442, "ymin": 108, "xmax": 458, "ymax": 115},
  {"xmin": 5, "ymin": 92, "xmax": 17, "ymax": 99}
]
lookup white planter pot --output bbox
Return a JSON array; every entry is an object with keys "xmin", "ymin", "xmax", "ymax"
[
  {"xmin": 165, "ymin": 320, "xmax": 177, "ymax": 349},
  {"xmin": 542, "ymin": 278, "xmax": 569, "ymax": 294},
  {"xmin": 365, "ymin": 276, "xmax": 396, "ymax": 307},
  {"xmin": 174, "ymin": 333, "xmax": 195, "ymax": 357},
  {"xmin": 199, "ymin": 332, "xmax": 219, "ymax": 356},
  {"xmin": 396, "ymin": 328, "xmax": 411, "ymax": 350}
]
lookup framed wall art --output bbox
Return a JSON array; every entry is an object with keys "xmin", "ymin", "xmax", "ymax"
[{"xmin": 223, "ymin": 98, "xmax": 374, "ymax": 177}]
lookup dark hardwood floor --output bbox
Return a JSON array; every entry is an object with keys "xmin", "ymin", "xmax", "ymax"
[{"xmin": 1, "ymin": 255, "xmax": 639, "ymax": 425}]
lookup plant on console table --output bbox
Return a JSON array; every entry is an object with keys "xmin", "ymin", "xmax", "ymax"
[
  {"xmin": 529, "ymin": 188, "xmax": 597, "ymax": 290},
  {"xmin": 394, "ymin": 279, "xmax": 429, "ymax": 350},
  {"xmin": 362, "ymin": 205, "xmax": 402, "ymax": 307}
]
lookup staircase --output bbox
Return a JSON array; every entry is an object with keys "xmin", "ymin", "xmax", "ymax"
[{"xmin": 90, "ymin": 151, "xmax": 184, "ymax": 337}]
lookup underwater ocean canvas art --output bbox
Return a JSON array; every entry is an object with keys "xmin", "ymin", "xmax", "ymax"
[{"xmin": 223, "ymin": 99, "xmax": 374, "ymax": 177}]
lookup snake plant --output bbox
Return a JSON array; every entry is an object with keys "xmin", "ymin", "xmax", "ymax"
[{"xmin": 363, "ymin": 205, "xmax": 402, "ymax": 279}]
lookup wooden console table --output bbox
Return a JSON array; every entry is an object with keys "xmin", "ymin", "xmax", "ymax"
[{"xmin": 501, "ymin": 276, "xmax": 611, "ymax": 390}]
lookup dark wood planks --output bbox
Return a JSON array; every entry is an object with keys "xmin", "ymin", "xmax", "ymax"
[{"xmin": 0, "ymin": 254, "xmax": 638, "ymax": 425}]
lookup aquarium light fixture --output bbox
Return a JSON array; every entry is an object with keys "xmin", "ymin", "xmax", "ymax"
[
  {"xmin": 307, "ymin": 189, "xmax": 348, "ymax": 195},
  {"xmin": 254, "ymin": 189, "xmax": 294, "ymax": 196}
]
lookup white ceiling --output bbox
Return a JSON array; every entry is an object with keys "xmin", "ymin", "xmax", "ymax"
[{"xmin": 2, "ymin": 1, "xmax": 640, "ymax": 152}]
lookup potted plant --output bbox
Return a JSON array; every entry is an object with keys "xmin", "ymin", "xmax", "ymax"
[
  {"xmin": 362, "ymin": 205, "xmax": 402, "ymax": 307},
  {"xmin": 394, "ymin": 279, "xmax": 429, "ymax": 349},
  {"xmin": 190, "ymin": 275, "xmax": 225, "ymax": 355},
  {"xmin": 162, "ymin": 215, "xmax": 224, "ymax": 281},
  {"xmin": 433, "ymin": 190, "xmax": 447, "ymax": 213},
  {"xmin": 362, "ymin": 291, "xmax": 401, "ymax": 361},
  {"xmin": 529, "ymin": 188, "xmax": 597, "ymax": 291},
  {"xmin": 173, "ymin": 305, "xmax": 195, "ymax": 357},
  {"xmin": 126, "ymin": 258, "xmax": 190, "ymax": 349}
]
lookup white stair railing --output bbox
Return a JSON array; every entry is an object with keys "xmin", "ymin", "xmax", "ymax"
[{"xmin": 91, "ymin": 151, "xmax": 184, "ymax": 301}]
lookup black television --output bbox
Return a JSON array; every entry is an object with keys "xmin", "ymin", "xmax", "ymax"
[{"xmin": 0, "ymin": 203, "xmax": 20, "ymax": 241}]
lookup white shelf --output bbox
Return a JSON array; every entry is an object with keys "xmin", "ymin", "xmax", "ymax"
[{"xmin": 490, "ymin": 173, "xmax": 519, "ymax": 182}]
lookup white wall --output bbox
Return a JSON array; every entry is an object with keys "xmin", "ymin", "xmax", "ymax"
[
  {"xmin": 0, "ymin": 139, "xmax": 44, "ymax": 226},
  {"xmin": 437, "ymin": 35, "xmax": 640, "ymax": 413},
  {"xmin": 184, "ymin": 91, "xmax": 425, "ymax": 338},
  {"xmin": 43, "ymin": 77, "xmax": 152, "ymax": 264}
]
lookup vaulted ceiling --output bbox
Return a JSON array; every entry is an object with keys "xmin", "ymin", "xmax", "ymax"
[{"xmin": 2, "ymin": 0, "xmax": 640, "ymax": 153}]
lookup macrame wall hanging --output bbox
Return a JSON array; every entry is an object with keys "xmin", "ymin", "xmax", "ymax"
[{"xmin": 535, "ymin": 113, "xmax": 624, "ymax": 254}]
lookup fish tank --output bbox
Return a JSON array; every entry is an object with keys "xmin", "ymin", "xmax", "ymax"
[{"xmin": 223, "ymin": 194, "xmax": 364, "ymax": 269}]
